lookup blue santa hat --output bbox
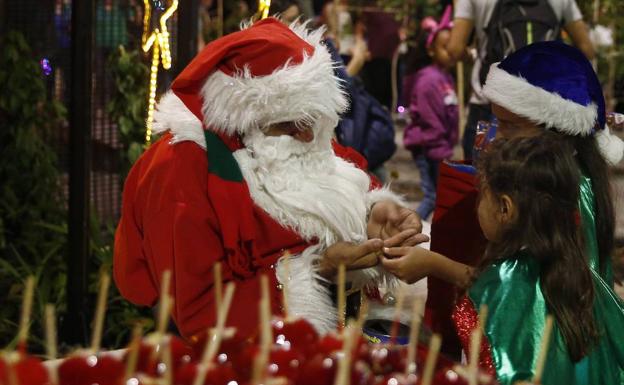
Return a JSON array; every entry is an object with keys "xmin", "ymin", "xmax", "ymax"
[{"xmin": 483, "ymin": 41, "xmax": 623, "ymax": 164}]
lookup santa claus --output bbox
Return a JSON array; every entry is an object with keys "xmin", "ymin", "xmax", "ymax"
[{"xmin": 113, "ymin": 18, "xmax": 425, "ymax": 342}]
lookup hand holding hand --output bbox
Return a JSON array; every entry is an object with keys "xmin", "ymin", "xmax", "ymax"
[
  {"xmin": 367, "ymin": 200, "xmax": 424, "ymax": 246},
  {"xmin": 318, "ymin": 238, "xmax": 384, "ymax": 278},
  {"xmin": 380, "ymin": 246, "xmax": 436, "ymax": 284}
]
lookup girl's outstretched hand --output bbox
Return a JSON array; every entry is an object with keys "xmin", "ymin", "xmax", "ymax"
[
  {"xmin": 381, "ymin": 246, "xmax": 476, "ymax": 288},
  {"xmin": 380, "ymin": 246, "xmax": 435, "ymax": 284}
]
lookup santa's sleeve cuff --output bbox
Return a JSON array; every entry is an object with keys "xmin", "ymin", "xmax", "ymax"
[
  {"xmin": 275, "ymin": 245, "xmax": 337, "ymax": 334},
  {"xmin": 366, "ymin": 186, "xmax": 408, "ymax": 211}
]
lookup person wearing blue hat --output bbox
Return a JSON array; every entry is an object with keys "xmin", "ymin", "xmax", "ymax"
[
  {"xmin": 379, "ymin": 41, "xmax": 624, "ymax": 384},
  {"xmin": 482, "ymin": 41, "xmax": 623, "ymax": 284}
]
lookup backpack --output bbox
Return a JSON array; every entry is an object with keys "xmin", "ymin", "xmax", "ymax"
[
  {"xmin": 336, "ymin": 79, "xmax": 397, "ymax": 170},
  {"xmin": 479, "ymin": 0, "xmax": 560, "ymax": 85}
]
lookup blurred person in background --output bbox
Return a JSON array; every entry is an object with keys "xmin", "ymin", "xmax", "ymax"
[
  {"xmin": 447, "ymin": 0, "xmax": 595, "ymax": 160},
  {"xmin": 403, "ymin": 7, "xmax": 458, "ymax": 220}
]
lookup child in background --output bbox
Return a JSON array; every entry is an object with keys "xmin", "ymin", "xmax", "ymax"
[
  {"xmin": 403, "ymin": 6, "xmax": 458, "ymax": 220},
  {"xmin": 382, "ymin": 134, "xmax": 624, "ymax": 385}
]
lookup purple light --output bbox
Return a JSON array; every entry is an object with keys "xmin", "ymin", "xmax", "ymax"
[
  {"xmin": 397, "ymin": 106, "xmax": 405, "ymax": 113},
  {"xmin": 40, "ymin": 58, "xmax": 52, "ymax": 76}
]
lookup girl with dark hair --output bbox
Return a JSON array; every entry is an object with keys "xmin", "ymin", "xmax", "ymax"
[
  {"xmin": 382, "ymin": 134, "xmax": 624, "ymax": 384},
  {"xmin": 380, "ymin": 42, "xmax": 624, "ymax": 384},
  {"xmin": 402, "ymin": 6, "xmax": 458, "ymax": 220}
]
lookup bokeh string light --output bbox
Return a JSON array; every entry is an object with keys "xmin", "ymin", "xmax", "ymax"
[
  {"xmin": 142, "ymin": 0, "xmax": 178, "ymax": 144},
  {"xmin": 258, "ymin": 0, "xmax": 272, "ymax": 19}
]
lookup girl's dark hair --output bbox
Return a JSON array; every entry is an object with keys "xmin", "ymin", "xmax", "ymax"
[
  {"xmin": 404, "ymin": 29, "xmax": 432, "ymax": 76},
  {"xmin": 477, "ymin": 132, "xmax": 599, "ymax": 362},
  {"xmin": 567, "ymin": 133, "xmax": 615, "ymax": 274}
]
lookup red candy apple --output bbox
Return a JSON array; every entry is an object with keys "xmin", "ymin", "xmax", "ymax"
[
  {"xmin": 0, "ymin": 352, "xmax": 51, "ymax": 385},
  {"xmin": 58, "ymin": 352, "xmax": 124, "ymax": 385}
]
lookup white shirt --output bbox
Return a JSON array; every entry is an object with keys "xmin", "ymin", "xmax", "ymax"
[{"xmin": 454, "ymin": 0, "xmax": 584, "ymax": 104}]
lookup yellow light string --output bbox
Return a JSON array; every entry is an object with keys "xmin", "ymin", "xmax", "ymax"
[
  {"xmin": 142, "ymin": 0, "xmax": 178, "ymax": 144},
  {"xmin": 258, "ymin": 0, "xmax": 271, "ymax": 19}
]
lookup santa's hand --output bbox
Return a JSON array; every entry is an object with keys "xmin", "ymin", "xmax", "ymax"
[
  {"xmin": 367, "ymin": 200, "xmax": 423, "ymax": 244},
  {"xmin": 383, "ymin": 228, "xmax": 429, "ymax": 248},
  {"xmin": 317, "ymin": 239, "xmax": 384, "ymax": 278}
]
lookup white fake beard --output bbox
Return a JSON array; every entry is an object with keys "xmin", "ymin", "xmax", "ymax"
[{"xmin": 233, "ymin": 122, "xmax": 371, "ymax": 247}]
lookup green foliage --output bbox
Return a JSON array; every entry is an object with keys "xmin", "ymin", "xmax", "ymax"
[
  {"xmin": 0, "ymin": 30, "xmax": 68, "ymax": 351},
  {"xmin": 107, "ymin": 45, "xmax": 149, "ymax": 177},
  {"xmin": 0, "ymin": 32, "xmax": 153, "ymax": 354},
  {"xmin": 103, "ymin": 45, "xmax": 155, "ymax": 348},
  {"xmin": 575, "ymin": 0, "xmax": 623, "ymax": 108},
  {"xmin": 89, "ymin": 216, "xmax": 154, "ymax": 349}
]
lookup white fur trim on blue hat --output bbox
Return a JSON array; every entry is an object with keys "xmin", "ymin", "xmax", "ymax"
[
  {"xmin": 483, "ymin": 64, "xmax": 598, "ymax": 136},
  {"xmin": 596, "ymin": 126, "xmax": 624, "ymax": 165}
]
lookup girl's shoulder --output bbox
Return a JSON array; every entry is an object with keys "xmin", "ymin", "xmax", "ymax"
[{"xmin": 469, "ymin": 254, "xmax": 541, "ymax": 303}]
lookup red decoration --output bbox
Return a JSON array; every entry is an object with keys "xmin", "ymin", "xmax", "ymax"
[
  {"xmin": 58, "ymin": 354, "xmax": 124, "ymax": 385},
  {"xmin": 0, "ymin": 353, "xmax": 50, "ymax": 385}
]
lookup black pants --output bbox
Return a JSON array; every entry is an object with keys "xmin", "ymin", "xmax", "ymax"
[{"xmin": 462, "ymin": 103, "xmax": 492, "ymax": 161}]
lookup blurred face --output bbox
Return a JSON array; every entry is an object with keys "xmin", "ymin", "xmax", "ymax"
[
  {"xmin": 477, "ymin": 187, "xmax": 501, "ymax": 241},
  {"xmin": 477, "ymin": 186, "xmax": 515, "ymax": 242},
  {"xmin": 492, "ymin": 103, "xmax": 542, "ymax": 139},
  {"xmin": 263, "ymin": 121, "xmax": 314, "ymax": 142},
  {"xmin": 429, "ymin": 30, "xmax": 453, "ymax": 69},
  {"xmin": 281, "ymin": 5, "xmax": 300, "ymax": 23}
]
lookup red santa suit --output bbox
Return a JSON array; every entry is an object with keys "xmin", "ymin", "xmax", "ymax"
[{"xmin": 113, "ymin": 18, "xmax": 404, "ymax": 342}]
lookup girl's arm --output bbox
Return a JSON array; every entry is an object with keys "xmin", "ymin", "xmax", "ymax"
[{"xmin": 381, "ymin": 246, "xmax": 475, "ymax": 288}]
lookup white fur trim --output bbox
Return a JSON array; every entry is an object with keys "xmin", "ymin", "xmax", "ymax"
[
  {"xmin": 483, "ymin": 64, "xmax": 598, "ymax": 136},
  {"xmin": 152, "ymin": 91, "xmax": 206, "ymax": 148},
  {"xmin": 366, "ymin": 186, "xmax": 408, "ymax": 211},
  {"xmin": 276, "ymin": 246, "xmax": 399, "ymax": 334},
  {"xmin": 276, "ymin": 246, "xmax": 337, "ymax": 334},
  {"xmin": 596, "ymin": 126, "xmax": 624, "ymax": 165},
  {"xmin": 200, "ymin": 23, "xmax": 348, "ymax": 137}
]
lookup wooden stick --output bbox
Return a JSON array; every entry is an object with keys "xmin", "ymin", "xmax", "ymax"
[
  {"xmin": 457, "ymin": 61, "xmax": 465, "ymax": 138},
  {"xmin": 281, "ymin": 252, "xmax": 292, "ymax": 319},
  {"xmin": 90, "ymin": 273, "xmax": 111, "ymax": 353},
  {"xmin": 44, "ymin": 304, "xmax": 57, "ymax": 360},
  {"xmin": 214, "ymin": 263, "xmax": 222, "ymax": 324},
  {"xmin": 468, "ymin": 305, "xmax": 488, "ymax": 385},
  {"xmin": 6, "ymin": 362, "xmax": 18, "ymax": 385},
  {"xmin": 334, "ymin": 325, "xmax": 356, "ymax": 385},
  {"xmin": 532, "ymin": 316, "xmax": 554, "ymax": 384},
  {"xmin": 125, "ymin": 324, "xmax": 144, "ymax": 381},
  {"xmin": 332, "ymin": 0, "xmax": 340, "ymax": 40},
  {"xmin": 157, "ymin": 270, "xmax": 173, "ymax": 336},
  {"xmin": 337, "ymin": 264, "xmax": 346, "ymax": 329},
  {"xmin": 252, "ymin": 275, "xmax": 273, "ymax": 384},
  {"xmin": 45, "ymin": 303, "xmax": 60, "ymax": 385},
  {"xmin": 194, "ymin": 283, "xmax": 236, "ymax": 385},
  {"xmin": 477, "ymin": 304, "xmax": 488, "ymax": 332},
  {"xmin": 217, "ymin": 0, "xmax": 223, "ymax": 37},
  {"xmin": 421, "ymin": 334, "xmax": 442, "ymax": 385},
  {"xmin": 17, "ymin": 276, "xmax": 35, "ymax": 348},
  {"xmin": 468, "ymin": 328, "xmax": 482, "ymax": 385},
  {"xmin": 162, "ymin": 339, "xmax": 174, "ymax": 385},
  {"xmin": 405, "ymin": 300, "xmax": 423, "ymax": 376},
  {"xmin": 390, "ymin": 286, "xmax": 407, "ymax": 343},
  {"xmin": 147, "ymin": 271, "xmax": 173, "ymax": 371},
  {"xmin": 150, "ymin": 295, "xmax": 173, "ymax": 364}
]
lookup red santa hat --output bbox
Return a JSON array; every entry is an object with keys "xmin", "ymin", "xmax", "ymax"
[{"xmin": 169, "ymin": 18, "xmax": 348, "ymax": 138}]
